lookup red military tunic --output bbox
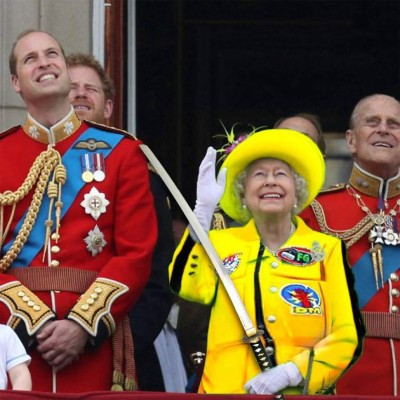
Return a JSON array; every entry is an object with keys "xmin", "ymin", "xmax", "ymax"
[
  {"xmin": 301, "ymin": 163, "xmax": 400, "ymax": 396},
  {"xmin": 0, "ymin": 109, "xmax": 157, "ymax": 392}
]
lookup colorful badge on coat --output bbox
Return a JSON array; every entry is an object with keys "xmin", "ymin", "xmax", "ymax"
[
  {"xmin": 81, "ymin": 153, "xmax": 106, "ymax": 183},
  {"xmin": 280, "ymin": 284, "xmax": 322, "ymax": 315},
  {"xmin": 276, "ymin": 247, "xmax": 316, "ymax": 266},
  {"xmin": 84, "ymin": 225, "xmax": 107, "ymax": 257},
  {"xmin": 222, "ymin": 253, "xmax": 241, "ymax": 274},
  {"xmin": 80, "ymin": 187, "xmax": 110, "ymax": 220}
]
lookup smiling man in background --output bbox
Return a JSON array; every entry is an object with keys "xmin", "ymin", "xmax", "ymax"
[{"xmin": 301, "ymin": 94, "xmax": 400, "ymax": 396}]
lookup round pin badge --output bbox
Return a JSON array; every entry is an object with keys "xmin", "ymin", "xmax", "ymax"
[
  {"xmin": 93, "ymin": 170, "xmax": 106, "ymax": 182},
  {"xmin": 82, "ymin": 170, "xmax": 94, "ymax": 183}
]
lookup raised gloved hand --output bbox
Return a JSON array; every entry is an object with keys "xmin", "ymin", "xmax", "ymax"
[
  {"xmin": 244, "ymin": 362, "xmax": 303, "ymax": 395},
  {"xmin": 189, "ymin": 147, "xmax": 227, "ymax": 241}
]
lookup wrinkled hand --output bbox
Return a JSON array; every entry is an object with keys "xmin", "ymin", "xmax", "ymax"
[
  {"xmin": 192, "ymin": 147, "xmax": 227, "ymax": 235},
  {"xmin": 244, "ymin": 362, "xmax": 303, "ymax": 395},
  {"xmin": 36, "ymin": 320, "xmax": 90, "ymax": 372}
]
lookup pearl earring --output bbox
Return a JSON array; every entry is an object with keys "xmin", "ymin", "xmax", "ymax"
[{"xmin": 242, "ymin": 204, "xmax": 247, "ymax": 209}]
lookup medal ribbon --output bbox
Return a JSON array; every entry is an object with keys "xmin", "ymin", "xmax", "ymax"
[{"xmin": 2, "ymin": 127, "xmax": 124, "ymax": 267}]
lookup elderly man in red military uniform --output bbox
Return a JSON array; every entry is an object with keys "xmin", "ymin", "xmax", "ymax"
[
  {"xmin": 301, "ymin": 93, "xmax": 400, "ymax": 396},
  {"xmin": 0, "ymin": 29, "xmax": 157, "ymax": 392}
]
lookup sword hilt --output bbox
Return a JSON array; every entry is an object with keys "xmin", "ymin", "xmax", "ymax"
[{"xmin": 242, "ymin": 331, "xmax": 285, "ymax": 400}]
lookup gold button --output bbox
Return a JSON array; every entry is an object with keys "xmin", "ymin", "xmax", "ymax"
[
  {"xmin": 94, "ymin": 287, "xmax": 103, "ymax": 294},
  {"xmin": 27, "ymin": 301, "xmax": 35, "ymax": 307},
  {"xmin": 22, "ymin": 296, "xmax": 30, "ymax": 302},
  {"xmin": 17, "ymin": 291, "xmax": 25, "ymax": 297},
  {"xmin": 51, "ymin": 245, "xmax": 60, "ymax": 253},
  {"xmin": 33, "ymin": 305, "xmax": 41, "ymax": 311},
  {"xmin": 51, "ymin": 233, "xmax": 60, "ymax": 240},
  {"xmin": 391, "ymin": 305, "xmax": 399, "ymax": 313},
  {"xmin": 391, "ymin": 288, "xmax": 400, "ymax": 298},
  {"xmin": 81, "ymin": 304, "xmax": 89, "ymax": 311},
  {"xmin": 50, "ymin": 260, "xmax": 60, "ymax": 267},
  {"xmin": 90, "ymin": 293, "xmax": 98, "ymax": 299},
  {"xmin": 87, "ymin": 298, "xmax": 94, "ymax": 305},
  {"xmin": 390, "ymin": 273, "xmax": 399, "ymax": 282}
]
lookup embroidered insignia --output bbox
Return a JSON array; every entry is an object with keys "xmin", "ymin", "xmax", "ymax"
[
  {"xmin": 84, "ymin": 225, "xmax": 107, "ymax": 256},
  {"xmin": 29, "ymin": 125, "xmax": 39, "ymax": 139},
  {"xmin": 276, "ymin": 247, "xmax": 316, "ymax": 266},
  {"xmin": 80, "ymin": 187, "xmax": 110, "ymax": 220},
  {"xmin": 222, "ymin": 253, "xmax": 241, "ymax": 274},
  {"xmin": 64, "ymin": 121, "xmax": 74, "ymax": 135},
  {"xmin": 73, "ymin": 138, "xmax": 111, "ymax": 151},
  {"xmin": 280, "ymin": 284, "xmax": 322, "ymax": 315}
]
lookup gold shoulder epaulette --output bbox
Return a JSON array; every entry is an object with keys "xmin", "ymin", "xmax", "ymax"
[
  {"xmin": 319, "ymin": 183, "xmax": 346, "ymax": 194},
  {"xmin": 84, "ymin": 120, "xmax": 137, "ymax": 140},
  {"xmin": 0, "ymin": 125, "xmax": 20, "ymax": 140}
]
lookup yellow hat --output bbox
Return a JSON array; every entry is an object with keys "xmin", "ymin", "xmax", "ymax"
[{"xmin": 218, "ymin": 128, "xmax": 325, "ymax": 222}]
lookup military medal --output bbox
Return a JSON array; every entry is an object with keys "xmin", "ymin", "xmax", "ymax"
[
  {"xmin": 93, "ymin": 153, "xmax": 106, "ymax": 182},
  {"xmin": 81, "ymin": 154, "xmax": 94, "ymax": 183},
  {"xmin": 84, "ymin": 225, "xmax": 107, "ymax": 257},
  {"xmin": 80, "ymin": 187, "xmax": 110, "ymax": 220}
]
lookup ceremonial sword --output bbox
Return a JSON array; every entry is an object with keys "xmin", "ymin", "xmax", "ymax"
[{"xmin": 140, "ymin": 144, "xmax": 285, "ymax": 398}]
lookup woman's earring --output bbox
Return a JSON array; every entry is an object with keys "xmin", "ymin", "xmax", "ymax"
[{"xmin": 242, "ymin": 204, "xmax": 247, "ymax": 209}]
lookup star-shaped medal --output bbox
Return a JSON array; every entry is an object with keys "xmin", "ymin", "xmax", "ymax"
[
  {"xmin": 369, "ymin": 226, "xmax": 384, "ymax": 244},
  {"xmin": 80, "ymin": 187, "xmax": 110, "ymax": 220},
  {"xmin": 84, "ymin": 225, "xmax": 107, "ymax": 257}
]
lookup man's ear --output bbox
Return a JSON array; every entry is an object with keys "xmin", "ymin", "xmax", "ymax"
[
  {"xmin": 11, "ymin": 74, "xmax": 21, "ymax": 94},
  {"xmin": 104, "ymin": 99, "xmax": 113, "ymax": 119},
  {"xmin": 345, "ymin": 129, "xmax": 357, "ymax": 155}
]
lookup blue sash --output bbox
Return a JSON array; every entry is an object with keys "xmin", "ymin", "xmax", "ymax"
[
  {"xmin": 2, "ymin": 127, "xmax": 124, "ymax": 267},
  {"xmin": 352, "ymin": 245, "xmax": 400, "ymax": 308}
]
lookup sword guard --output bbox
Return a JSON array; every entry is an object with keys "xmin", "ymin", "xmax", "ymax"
[{"xmin": 241, "ymin": 329, "xmax": 264, "ymax": 344}]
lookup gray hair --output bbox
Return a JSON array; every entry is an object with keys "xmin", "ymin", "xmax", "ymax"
[
  {"xmin": 349, "ymin": 94, "xmax": 400, "ymax": 129},
  {"xmin": 233, "ymin": 159, "xmax": 308, "ymax": 223}
]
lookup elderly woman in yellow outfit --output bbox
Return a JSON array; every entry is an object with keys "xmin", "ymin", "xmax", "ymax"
[{"xmin": 169, "ymin": 129, "xmax": 364, "ymax": 395}]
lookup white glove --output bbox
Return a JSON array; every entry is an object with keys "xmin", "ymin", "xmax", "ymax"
[
  {"xmin": 189, "ymin": 147, "xmax": 227, "ymax": 240},
  {"xmin": 244, "ymin": 362, "xmax": 303, "ymax": 395}
]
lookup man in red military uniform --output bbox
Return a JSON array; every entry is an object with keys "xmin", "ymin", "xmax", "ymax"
[
  {"xmin": 0, "ymin": 29, "xmax": 157, "ymax": 392},
  {"xmin": 301, "ymin": 93, "xmax": 400, "ymax": 395}
]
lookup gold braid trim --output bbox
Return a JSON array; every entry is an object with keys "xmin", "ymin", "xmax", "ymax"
[
  {"xmin": 212, "ymin": 210, "xmax": 229, "ymax": 230},
  {"xmin": 310, "ymin": 200, "xmax": 374, "ymax": 249},
  {"xmin": 0, "ymin": 148, "xmax": 65, "ymax": 272},
  {"xmin": 68, "ymin": 278, "xmax": 128, "ymax": 336},
  {"xmin": 0, "ymin": 281, "xmax": 55, "ymax": 335}
]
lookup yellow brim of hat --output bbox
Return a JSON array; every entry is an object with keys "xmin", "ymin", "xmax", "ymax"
[{"xmin": 218, "ymin": 128, "xmax": 325, "ymax": 222}]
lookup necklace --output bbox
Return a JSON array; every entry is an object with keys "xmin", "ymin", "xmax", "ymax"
[
  {"xmin": 346, "ymin": 184, "xmax": 400, "ymax": 289},
  {"xmin": 346, "ymin": 184, "xmax": 400, "ymax": 246},
  {"xmin": 263, "ymin": 223, "xmax": 296, "ymax": 257}
]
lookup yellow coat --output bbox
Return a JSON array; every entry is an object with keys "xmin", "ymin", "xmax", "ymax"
[{"xmin": 169, "ymin": 217, "xmax": 362, "ymax": 394}]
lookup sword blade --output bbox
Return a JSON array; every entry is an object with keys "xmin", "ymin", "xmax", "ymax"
[
  {"xmin": 140, "ymin": 144, "xmax": 286, "ymax": 399},
  {"xmin": 140, "ymin": 144, "xmax": 257, "ymax": 336}
]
